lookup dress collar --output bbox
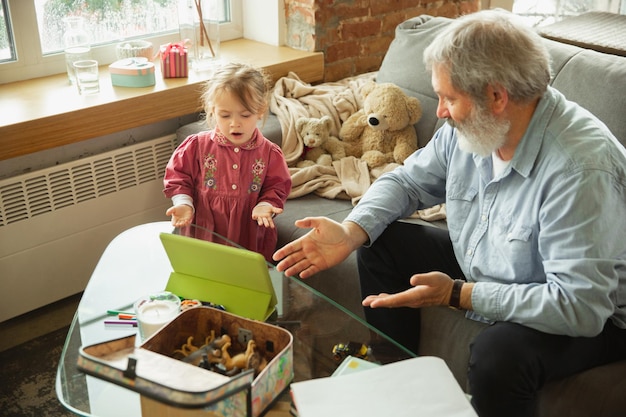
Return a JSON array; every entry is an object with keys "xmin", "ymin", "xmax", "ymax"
[{"xmin": 213, "ymin": 128, "xmax": 261, "ymax": 150}]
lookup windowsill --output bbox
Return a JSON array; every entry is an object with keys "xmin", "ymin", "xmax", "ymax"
[{"xmin": 0, "ymin": 39, "xmax": 324, "ymax": 162}]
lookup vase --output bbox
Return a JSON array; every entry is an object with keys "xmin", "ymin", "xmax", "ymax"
[
  {"xmin": 178, "ymin": 0, "xmax": 221, "ymax": 72},
  {"xmin": 63, "ymin": 16, "xmax": 92, "ymax": 85}
]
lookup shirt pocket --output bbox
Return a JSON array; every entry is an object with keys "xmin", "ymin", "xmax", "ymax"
[
  {"xmin": 496, "ymin": 221, "xmax": 538, "ymax": 282},
  {"xmin": 505, "ymin": 224, "xmax": 532, "ymax": 243},
  {"xmin": 446, "ymin": 186, "xmax": 478, "ymax": 243}
]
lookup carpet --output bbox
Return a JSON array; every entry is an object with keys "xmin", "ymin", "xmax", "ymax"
[{"xmin": 0, "ymin": 325, "xmax": 75, "ymax": 417}]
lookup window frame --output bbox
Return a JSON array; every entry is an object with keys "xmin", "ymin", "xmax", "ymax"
[{"xmin": 0, "ymin": 0, "xmax": 242, "ymax": 84}]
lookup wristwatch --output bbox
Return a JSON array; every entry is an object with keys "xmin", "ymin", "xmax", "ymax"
[{"xmin": 449, "ymin": 279, "xmax": 464, "ymax": 309}]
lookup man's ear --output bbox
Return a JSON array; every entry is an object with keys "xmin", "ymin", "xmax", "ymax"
[{"xmin": 487, "ymin": 83, "xmax": 508, "ymax": 115}]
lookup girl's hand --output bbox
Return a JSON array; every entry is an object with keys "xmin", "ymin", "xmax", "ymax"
[
  {"xmin": 252, "ymin": 204, "xmax": 283, "ymax": 228},
  {"xmin": 166, "ymin": 205, "xmax": 193, "ymax": 227}
]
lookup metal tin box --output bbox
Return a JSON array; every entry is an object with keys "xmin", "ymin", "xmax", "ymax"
[{"xmin": 78, "ymin": 307, "xmax": 293, "ymax": 416}]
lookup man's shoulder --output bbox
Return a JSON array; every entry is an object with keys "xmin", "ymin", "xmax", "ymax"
[{"xmin": 542, "ymin": 89, "xmax": 626, "ymax": 171}]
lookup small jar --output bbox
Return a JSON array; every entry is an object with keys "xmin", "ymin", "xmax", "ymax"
[{"xmin": 115, "ymin": 40, "xmax": 154, "ymax": 60}]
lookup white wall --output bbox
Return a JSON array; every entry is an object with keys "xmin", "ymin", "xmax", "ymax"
[{"xmin": 242, "ymin": 0, "xmax": 285, "ymax": 46}]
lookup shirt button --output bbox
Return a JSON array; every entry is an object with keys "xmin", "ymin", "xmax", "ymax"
[
  {"xmin": 234, "ymin": 147, "xmax": 240, "ymax": 153},
  {"xmin": 232, "ymin": 164, "xmax": 238, "ymax": 169},
  {"xmin": 481, "ymin": 215, "xmax": 487, "ymax": 222},
  {"xmin": 466, "ymin": 249, "xmax": 473, "ymax": 256},
  {"xmin": 232, "ymin": 184, "xmax": 237, "ymax": 190}
]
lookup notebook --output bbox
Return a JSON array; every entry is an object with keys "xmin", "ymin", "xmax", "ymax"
[{"xmin": 159, "ymin": 232, "xmax": 277, "ymax": 321}]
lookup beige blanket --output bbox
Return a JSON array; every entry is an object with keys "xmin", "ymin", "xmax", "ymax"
[{"xmin": 270, "ymin": 72, "xmax": 446, "ymax": 222}]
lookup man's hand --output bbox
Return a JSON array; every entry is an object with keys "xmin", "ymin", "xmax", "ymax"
[
  {"xmin": 166, "ymin": 205, "xmax": 193, "ymax": 228},
  {"xmin": 362, "ymin": 271, "xmax": 471, "ymax": 309},
  {"xmin": 252, "ymin": 205, "xmax": 283, "ymax": 228},
  {"xmin": 273, "ymin": 217, "xmax": 368, "ymax": 279}
]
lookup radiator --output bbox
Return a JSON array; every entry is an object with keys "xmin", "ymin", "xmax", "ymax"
[{"xmin": 0, "ymin": 135, "xmax": 177, "ymax": 322}]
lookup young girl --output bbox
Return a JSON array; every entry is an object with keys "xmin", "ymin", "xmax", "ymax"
[{"xmin": 163, "ymin": 62, "xmax": 291, "ymax": 262}]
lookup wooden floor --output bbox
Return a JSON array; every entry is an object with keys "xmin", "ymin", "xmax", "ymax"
[{"xmin": 0, "ymin": 293, "xmax": 81, "ymax": 352}]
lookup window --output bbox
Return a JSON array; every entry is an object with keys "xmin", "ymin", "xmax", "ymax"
[
  {"xmin": 513, "ymin": 0, "xmax": 626, "ymax": 26},
  {"xmin": 0, "ymin": 0, "xmax": 15, "ymax": 62},
  {"xmin": 0, "ymin": 0, "xmax": 242, "ymax": 83},
  {"xmin": 35, "ymin": 0, "xmax": 181, "ymax": 54}
]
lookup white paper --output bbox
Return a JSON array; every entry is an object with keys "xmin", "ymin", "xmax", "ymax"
[{"xmin": 290, "ymin": 356, "xmax": 477, "ymax": 417}]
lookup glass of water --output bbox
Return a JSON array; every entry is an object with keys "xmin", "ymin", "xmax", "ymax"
[{"xmin": 73, "ymin": 60, "xmax": 100, "ymax": 95}]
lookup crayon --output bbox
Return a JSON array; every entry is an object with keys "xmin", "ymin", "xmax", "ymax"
[{"xmin": 104, "ymin": 320, "xmax": 138, "ymax": 327}]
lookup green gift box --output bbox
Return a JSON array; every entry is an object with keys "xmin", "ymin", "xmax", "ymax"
[{"xmin": 109, "ymin": 58, "xmax": 156, "ymax": 88}]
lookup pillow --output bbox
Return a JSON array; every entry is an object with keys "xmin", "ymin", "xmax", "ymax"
[{"xmin": 377, "ymin": 16, "xmax": 453, "ymax": 147}]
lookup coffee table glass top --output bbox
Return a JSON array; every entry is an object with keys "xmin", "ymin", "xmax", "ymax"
[{"xmin": 56, "ymin": 222, "xmax": 415, "ymax": 416}]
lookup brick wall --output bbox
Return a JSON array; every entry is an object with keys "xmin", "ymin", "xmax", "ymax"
[{"xmin": 284, "ymin": 0, "xmax": 481, "ymax": 82}]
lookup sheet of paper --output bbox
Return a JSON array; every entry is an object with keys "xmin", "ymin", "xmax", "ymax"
[{"xmin": 291, "ymin": 356, "xmax": 477, "ymax": 417}]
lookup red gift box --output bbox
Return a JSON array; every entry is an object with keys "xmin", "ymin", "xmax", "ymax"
[{"xmin": 160, "ymin": 42, "xmax": 188, "ymax": 78}]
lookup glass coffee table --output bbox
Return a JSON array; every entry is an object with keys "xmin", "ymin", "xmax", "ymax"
[{"xmin": 56, "ymin": 222, "xmax": 414, "ymax": 416}]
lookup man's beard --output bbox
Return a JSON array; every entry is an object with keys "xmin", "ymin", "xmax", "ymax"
[{"xmin": 447, "ymin": 105, "xmax": 510, "ymax": 157}]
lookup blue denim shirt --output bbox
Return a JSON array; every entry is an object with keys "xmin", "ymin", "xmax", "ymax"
[{"xmin": 346, "ymin": 86, "xmax": 626, "ymax": 337}]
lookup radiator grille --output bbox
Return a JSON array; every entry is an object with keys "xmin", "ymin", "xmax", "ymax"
[{"xmin": 0, "ymin": 135, "xmax": 177, "ymax": 227}]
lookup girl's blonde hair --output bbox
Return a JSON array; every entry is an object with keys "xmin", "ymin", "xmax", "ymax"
[{"xmin": 201, "ymin": 62, "xmax": 272, "ymax": 123}]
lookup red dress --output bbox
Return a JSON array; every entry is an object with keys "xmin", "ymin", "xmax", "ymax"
[{"xmin": 164, "ymin": 129, "xmax": 292, "ymax": 262}]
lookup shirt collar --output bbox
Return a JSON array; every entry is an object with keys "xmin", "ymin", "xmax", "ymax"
[{"xmin": 502, "ymin": 86, "xmax": 558, "ymax": 179}]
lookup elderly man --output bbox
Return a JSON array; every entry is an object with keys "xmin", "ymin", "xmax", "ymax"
[{"xmin": 273, "ymin": 9, "xmax": 626, "ymax": 417}]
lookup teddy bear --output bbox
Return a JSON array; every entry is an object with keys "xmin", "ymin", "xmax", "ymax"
[
  {"xmin": 296, "ymin": 115, "xmax": 346, "ymax": 168},
  {"xmin": 339, "ymin": 82, "xmax": 422, "ymax": 168}
]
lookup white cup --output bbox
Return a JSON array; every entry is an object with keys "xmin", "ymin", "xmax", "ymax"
[
  {"xmin": 134, "ymin": 291, "xmax": 181, "ymax": 341},
  {"xmin": 73, "ymin": 59, "xmax": 100, "ymax": 95}
]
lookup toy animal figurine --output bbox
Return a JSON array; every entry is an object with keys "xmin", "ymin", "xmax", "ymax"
[
  {"xmin": 175, "ymin": 332, "xmax": 267, "ymax": 377},
  {"xmin": 176, "ymin": 331, "xmax": 229, "ymax": 366},
  {"xmin": 219, "ymin": 335, "xmax": 268, "ymax": 376},
  {"xmin": 332, "ymin": 341, "xmax": 370, "ymax": 362}
]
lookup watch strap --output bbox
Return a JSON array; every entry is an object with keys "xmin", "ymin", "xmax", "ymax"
[{"xmin": 449, "ymin": 279, "xmax": 464, "ymax": 309}]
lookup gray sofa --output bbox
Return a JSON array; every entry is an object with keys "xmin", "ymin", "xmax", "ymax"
[{"xmin": 177, "ymin": 15, "xmax": 626, "ymax": 417}]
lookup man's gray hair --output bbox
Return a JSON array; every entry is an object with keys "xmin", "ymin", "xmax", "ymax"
[{"xmin": 424, "ymin": 9, "xmax": 551, "ymax": 104}]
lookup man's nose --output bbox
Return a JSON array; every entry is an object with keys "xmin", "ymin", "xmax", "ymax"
[{"xmin": 436, "ymin": 99, "xmax": 450, "ymax": 119}]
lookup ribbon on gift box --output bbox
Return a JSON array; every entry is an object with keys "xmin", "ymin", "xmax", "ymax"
[{"xmin": 159, "ymin": 41, "xmax": 189, "ymax": 78}]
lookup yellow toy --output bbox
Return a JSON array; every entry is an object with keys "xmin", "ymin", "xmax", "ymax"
[
  {"xmin": 340, "ymin": 82, "xmax": 422, "ymax": 168},
  {"xmin": 296, "ymin": 115, "xmax": 346, "ymax": 168}
]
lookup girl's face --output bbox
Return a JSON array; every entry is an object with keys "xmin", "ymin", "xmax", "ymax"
[{"xmin": 212, "ymin": 90, "xmax": 263, "ymax": 145}]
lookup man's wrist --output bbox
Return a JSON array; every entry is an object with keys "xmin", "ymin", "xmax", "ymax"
[{"xmin": 342, "ymin": 220, "xmax": 370, "ymax": 250}]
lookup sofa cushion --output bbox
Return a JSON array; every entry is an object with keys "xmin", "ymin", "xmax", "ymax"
[
  {"xmin": 549, "ymin": 47, "xmax": 626, "ymax": 145},
  {"xmin": 377, "ymin": 15, "xmax": 450, "ymax": 149}
]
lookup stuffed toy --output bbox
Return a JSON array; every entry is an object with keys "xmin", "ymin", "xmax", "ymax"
[
  {"xmin": 296, "ymin": 115, "xmax": 346, "ymax": 168},
  {"xmin": 340, "ymin": 82, "xmax": 422, "ymax": 168}
]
